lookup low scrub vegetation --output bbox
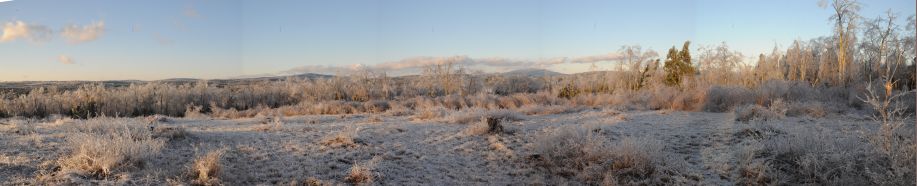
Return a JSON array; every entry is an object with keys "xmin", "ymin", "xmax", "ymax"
[
  {"xmin": 444, "ymin": 108, "xmax": 524, "ymax": 124},
  {"xmin": 56, "ymin": 118, "xmax": 165, "ymax": 179},
  {"xmin": 733, "ymin": 104, "xmax": 783, "ymax": 122},
  {"xmin": 464, "ymin": 116, "xmax": 508, "ymax": 136},
  {"xmin": 747, "ymin": 125, "xmax": 916, "ymax": 185},
  {"xmin": 191, "ymin": 148, "xmax": 226, "ymax": 185},
  {"xmin": 0, "ymin": 60, "xmax": 882, "ymax": 121},
  {"xmin": 531, "ymin": 127, "xmax": 687, "ymax": 185}
]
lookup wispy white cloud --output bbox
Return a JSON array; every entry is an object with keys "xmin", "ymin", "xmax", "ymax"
[
  {"xmin": 58, "ymin": 55, "xmax": 75, "ymax": 64},
  {"xmin": 282, "ymin": 55, "xmax": 586, "ymax": 76},
  {"xmin": 374, "ymin": 56, "xmax": 472, "ymax": 71},
  {"xmin": 0, "ymin": 0, "xmax": 13, "ymax": 3},
  {"xmin": 281, "ymin": 64, "xmax": 365, "ymax": 75},
  {"xmin": 0, "ymin": 21, "xmax": 53, "ymax": 43},
  {"xmin": 278, "ymin": 49, "xmax": 651, "ymax": 76},
  {"xmin": 61, "ymin": 21, "xmax": 105, "ymax": 44},
  {"xmin": 538, "ymin": 57, "xmax": 568, "ymax": 66},
  {"xmin": 568, "ymin": 53, "xmax": 624, "ymax": 64},
  {"xmin": 374, "ymin": 56, "xmax": 569, "ymax": 71}
]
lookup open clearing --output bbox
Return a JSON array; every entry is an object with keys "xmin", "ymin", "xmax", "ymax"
[{"xmin": 0, "ymin": 108, "xmax": 888, "ymax": 185}]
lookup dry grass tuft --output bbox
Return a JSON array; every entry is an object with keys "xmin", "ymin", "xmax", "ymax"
[
  {"xmin": 531, "ymin": 127, "xmax": 682, "ymax": 184},
  {"xmin": 184, "ymin": 105, "xmax": 210, "ymax": 119},
  {"xmin": 320, "ymin": 127, "xmax": 362, "ymax": 149},
  {"xmin": 57, "ymin": 118, "xmax": 165, "ymax": 179},
  {"xmin": 152, "ymin": 125, "xmax": 189, "ymax": 141},
  {"xmin": 145, "ymin": 114, "xmax": 172, "ymax": 124},
  {"xmin": 516, "ymin": 104, "xmax": 581, "ymax": 115},
  {"xmin": 52, "ymin": 116, "xmax": 76, "ymax": 125},
  {"xmin": 766, "ymin": 99, "xmax": 789, "ymax": 116},
  {"xmin": 383, "ymin": 104, "xmax": 413, "ymax": 116},
  {"xmin": 191, "ymin": 148, "xmax": 226, "ymax": 185},
  {"xmin": 303, "ymin": 177, "xmax": 325, "ymax": 186},
  {"xmin": 5, "ymin": 120, "xmax": 36, "ymax": 135},
  {"xmin": 464, "ymin": 117, "xmax": 506, "ymax": 136},
  {"xmin": 734, "ymin": 104, "xmax": 783, "ymax": 122},
  {"xmin": 606, "ymin": 138, "xmax": 667, "ymax": 184},
  {"xmin": 445, "ymin": 109, "xmax": 524, "ymax": 124},
  {"xmin": 255, "ymin": 113, "xmax": 285, "ymax": 132},
  {"xmin": 531, "ymin": 127, "xmax": 607, "ymax": 175},
  {"xmin": 363, "ymin": 100, "xmax": 391, "ymax": 113},
  {"xmin": 732, "ymin": 120, "xmax": 785, "ymax": 141},
  {"xmin": 344, "ymin": 157, "xmax": 381, "ymax": 185},
  {"xmin": 735, "ymin": 141, "xmax": 781, "ymax": 185},
  {"xmin": 344, "ymin": 164, "xmax": 373, "ymax": 184},
  {"xmin": 366, "ymin": 115, "xmax": 383, "ymax": 123},
  {"xmin": 409, "ymin": 106, "xmax": 448, "ymax": 121}
]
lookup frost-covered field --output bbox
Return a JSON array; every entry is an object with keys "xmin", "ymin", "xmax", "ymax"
[{"xmin": 1, "ymin": 107, "xmax": 907, "ymax": 185}]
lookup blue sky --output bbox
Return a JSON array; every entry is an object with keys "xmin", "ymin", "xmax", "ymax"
[{"xmin": 0, "ymin": 0, "xmax": 913, "ymax": 81}]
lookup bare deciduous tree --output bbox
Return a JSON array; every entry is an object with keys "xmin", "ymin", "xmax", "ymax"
[
  {"xmin": 617, "ymin": 45, "xmax": 659, "ymax": 90},
  {"xmin": 823, "ymin": 0, "xmax": 861, "ymax": 86},
  {"xmin": 786, "ymin": 40, "xmax": 816, "ymax": 82},
  {"xmin": 698, "ymin": 42, "xmax": 744, "ymax": 85},
  {"xmin": 861, "ymin": 10, "xmax": 899, "ymax": 81}
]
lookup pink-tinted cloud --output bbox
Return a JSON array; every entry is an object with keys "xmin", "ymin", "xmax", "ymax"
[
  {"xmin": 0, "ymin": 21, "xmax": 52, "ymax": 43},
  {"xmin": 61, "ymin": 21, "xmax": 105, "ymax": 43}
]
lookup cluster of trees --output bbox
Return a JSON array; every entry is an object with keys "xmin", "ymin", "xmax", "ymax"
[{"xmin": 619, "ymin": 0, "xmax": 915, "ymax": 93}]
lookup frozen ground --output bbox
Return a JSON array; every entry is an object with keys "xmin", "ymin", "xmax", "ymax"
[{"xmin": 0, "ymin": 108, "xmax": 892, "ymax": 185}]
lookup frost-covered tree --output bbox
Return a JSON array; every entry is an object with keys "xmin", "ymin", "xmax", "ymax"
[
  {"xmin": 821, "ymin": 0, "xmax": 861, "ymax": 86},
  {"xmin": 698, "ymin": 42, "xmax": 744, "ymax": 85},
  {"xmin": 617, "ymin": 45, "xmax": 659, "ymax": 90}
]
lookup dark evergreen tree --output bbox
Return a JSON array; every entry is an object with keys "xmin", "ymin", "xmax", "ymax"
[{"xmin": 664, "ymin": 41, "xmax": 696, "ymax": 86}]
